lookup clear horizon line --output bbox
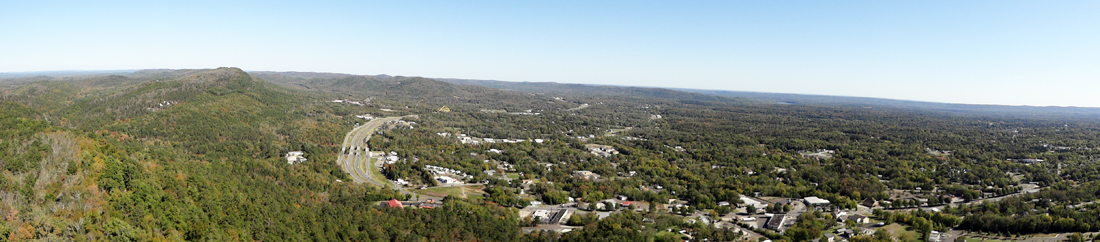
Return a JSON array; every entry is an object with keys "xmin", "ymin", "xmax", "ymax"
[{"xmin": 4, "ymin": 68, "xmax": 1099, "ymax": 109}]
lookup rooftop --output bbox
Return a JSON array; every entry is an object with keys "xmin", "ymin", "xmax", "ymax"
[{"xmin": 804, "ymin": 196, "xmax": 831, "ymax": 205}]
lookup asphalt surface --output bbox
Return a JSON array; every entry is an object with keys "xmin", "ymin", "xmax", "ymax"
[
  {"xmin": 337, "ymin": 116, "xmax": 415, "ymax": 189},
  {"xmin": 336, "ymin": 115, "xmax": 465, "ymax": 202}
]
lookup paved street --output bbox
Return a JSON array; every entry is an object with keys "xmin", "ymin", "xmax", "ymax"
[{"xmin": 337, "ymin": 115, "xmax": 419, "ymax": 197}]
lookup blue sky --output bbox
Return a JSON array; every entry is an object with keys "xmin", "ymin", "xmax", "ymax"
[{"xmin": 2, "ymin": 1, "xmax": 1098, "ymax": 107}]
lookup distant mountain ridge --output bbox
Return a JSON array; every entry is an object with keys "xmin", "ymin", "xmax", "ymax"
[
  {"xmin": 8, "ymin": 69, "xmax": 1100, "ymax": 118},
  {"xmin": 0, "ymin": 70, "xmax": 136, "ymax": 79},
  {"xmin": 435, "ymin": 78, "xmax": 739, "ymax": 104},
  {"xmin": 435, "ymin": 78, "xmax": 1100, "ymax": 118},
  {"xmin": 671, "ymin": 88, "xmax": 1100, "ymax": 118}
]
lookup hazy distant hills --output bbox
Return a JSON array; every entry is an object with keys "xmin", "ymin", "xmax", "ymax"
[
  {"xmin": 7, "ymin": 69, "xmax": 1100, "ymax": 118},
  {"xmin": 436, "ymin": 78, "xmax": 1100, "ymax": 119},
  {"xmin": 675, "ymin": 89, "xmax": 1100, "ymax": 118},
  {"xmin": 250, "ymin": 71, "xmax": 563, "ymax": 113},
  {"xmin": 0, "ymin": 70, "xmax": 136, "ymax": 79},
  {"xmin": 436, "ymin": 78, "xmax": 738, "ymax": 104}
]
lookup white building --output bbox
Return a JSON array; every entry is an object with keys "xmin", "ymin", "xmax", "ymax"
[
  {"xmin": 740, "ymin": 195, "xmax": 763, "ymax": 208},
  {"xmin": 804, "ymin": 196, "xmax": 831, "ymax": 208},
  {"xmin": 286, "ymin": 151, "xmax": 307, "ymax": 164},
  {"xmin": 436, "ymin": 176, "xmax": 461, "ymax": 184}
]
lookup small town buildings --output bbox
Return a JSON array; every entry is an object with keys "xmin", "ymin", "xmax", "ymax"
[{"xmin": 585, "ymin": 144, "xmax": 620, "ymax": 157}]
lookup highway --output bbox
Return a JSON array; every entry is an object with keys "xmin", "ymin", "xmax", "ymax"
[
  {"xmin": 337, "ymin": 115, "xmax": 416, "ymax": 189},
  {"xmin": 336, "ymin": 114, "xmax": 449, "ymax": 202}
]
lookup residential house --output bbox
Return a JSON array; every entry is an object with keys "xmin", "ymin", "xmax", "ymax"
[
  {"xmin": 861, "ymin": 198, "xmax": 880, "ymax": 208},
  {"xmin": 849, "ymin": 214, "xmax": 871, "ymax": 224}
]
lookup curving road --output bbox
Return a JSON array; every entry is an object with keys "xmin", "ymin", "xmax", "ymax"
[{"xmin": 337, "ymin": 115, "xmax": 416, "ymax": 189}]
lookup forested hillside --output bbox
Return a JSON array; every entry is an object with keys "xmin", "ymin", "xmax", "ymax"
[
  {"xmin": 0, "ymin": 69, "xmax": 518, "ymax": 241},
  {"xmin": 3, "ymin": 69, "xmax": 1100, "ymax": 241}
]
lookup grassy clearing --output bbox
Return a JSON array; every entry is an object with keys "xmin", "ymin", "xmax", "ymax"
[
  {"xmin": 415, "ymin": 186, "xmax": 486, "ymax": 199},
  {"xmin": 880, "ymin": 223, "xmax": 921, "ymax": 241},
  {"xmin": 416, "ymin": 187, "xmax": 465, "ymax": 198},
  {"xmin": 655, "ymin": 231, "xmax": 686, "ymax": 240},
  {"xmin": 368, "ymin": 158, "xmax": 394, "ymax": 187},
  {"xmin": 359, "ymin": 155, "xmax": 394, "ymax": 187}
]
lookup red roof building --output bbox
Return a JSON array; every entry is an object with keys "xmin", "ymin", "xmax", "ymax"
[
  {"xmin": 621, "ymin": 201, "xmax": 635, "ymax": 206},
  {"xmin": 388, "ymin": 199, "xmax": 405, "ymax": 209}
]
